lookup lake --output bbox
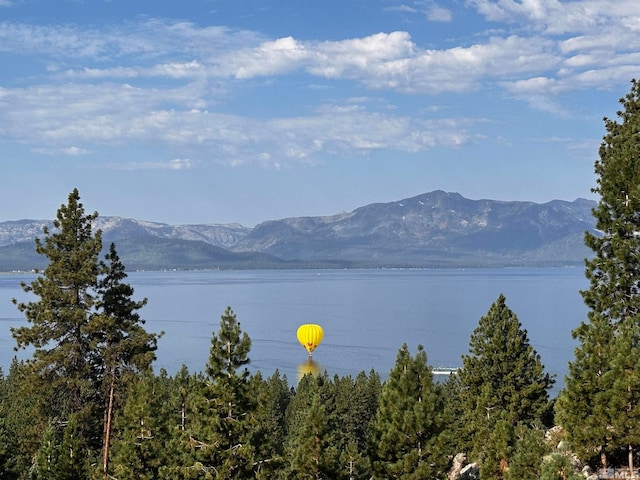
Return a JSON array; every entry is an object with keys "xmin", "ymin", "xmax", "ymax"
[{"xmin": 0, "ymin": 268, "xmax": 588, "ymax": 392}]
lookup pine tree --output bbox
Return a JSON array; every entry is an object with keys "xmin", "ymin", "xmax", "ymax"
[
  {"xmin": 251, "ymin": 370, "xmax": 291, "ymax": 478},
  {"xmin": 605, "ymin": 321, "xmax": 640, "ymax": 474},
  {"xmin": 505, "ymin": 423, "xmax": 549, "ymax": 480},
  {"xmin": 339, "ymin": 440, "xmax": 370, "ymax": 480},
  {"xmin": 437, "ymin": 369, "xmax": 465, "ymax": 461},
  {"xmin": 370, "ymin": 344, "xmax": 446, "ymax": 479},
  {"xmin": 157, "ymin": 368, "xmax": 209, "ymax": 479},
  {"xmin": 285, "ymin": 372, "xmax": 327, "ymax": 439},
  {"xmin": 354, "ymin": 369, "xmax": 382, "ymax": 439},
  {"xmin": 0, "ymin": 358, "xmax": 47, "ymax": 477},
  {"xmin": 110, "ymin": 370, "xmax": 174, "ymax": 480},
  {"xmin": 181, "ymin": 306, "xmax": 257, "ymax": 478},
  {"xmin": 55, "ymin": 415, "xmax": 89, "ymax": 479},
  {"xmin": 328, "ymin": 372, "xmax": 379, "ymax": 479},
  {"xmin": 91, "ymin": 242, "xmax": 161, "ymax": 476},
  {"xmin": 0, "ymin": 367, "xmax": 17, "ymax": 480},
  {"xmin": 479, "ymin": 417, "xmax": 513, "ymax": 480},
  {"xmin": 457, "ymin": 294, "xmax": 553, "ymax": 473},
  {"xmin": 11, "ymin": 190, "xmax": 160, "ymax": 470},
  {"xmin": 557, "ymin": 79, "xmax": 640, "ymax": 471},
  {"xmin": 555, "ymin": 312, "xmax": 616, "ymax": 467},
  {"xmin": 33, "ymin": 416, "xmax": 90, "ymax": 480},
  {"xmin": 34, "ymin": 425, "xmax": 59, "ymax": 479},
  {"xmin": 11, "ymin": 189, "xmax": 103, "ymax": 437},
  {"xmin": 287, "ymin": 394, "xmax": 339, "ymax": 480},
  {"xmin": 331, "ymin": 375, "xmax": 359, "ymax": 455},
  {"xmin": 539, "ymin": 453, "xmax": 583, "ymax": 480},
  {"xmin": 0, "ymin": 421, "xmax": 13, "ymax": 480}
]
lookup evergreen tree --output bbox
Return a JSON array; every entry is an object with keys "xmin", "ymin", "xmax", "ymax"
[
  {"xmin": 55, "ymin": 415, "xmax": 89, "ymax": 479},
  {"xmin": 287, "ymin": 394, "xmax": 339, "ymax": 480},
  {"xmin": 0, "ymin": 367, "xmax": 17, "ymax": 480},
  {"xmin": 176, "ymin": 306, "xmax": 257, "ymax": 478},
  {"xmin": 33, "ymin": 416, "xmax": 89, "ymax": 480},
  {"xmin": 600, "ymin": 320, "xmax": 640, "ymax": 475},
  {"xmin": 505, "ymin": 423, "xmax": 549, "ymax": 480},
  {"xmin": 158, "ymin": 368, "xmax": 209, "ymax": 479},
  {"xmin": 479, "ymin": 417, "xmax": 514, "ymax": 480},
  {"xmin": 437, "ymin": 369, "xmax": 465, "ymax": 461},
  {"xmin": 251, "ymin": 370, "xmax": 291, "ymax": 478},
  {"xmin": 91, "ymin": 242, "xmax": 161, "ymax": 476},
  {"xmin": 331, "ymin": 375, "xmax": 360, "ymax": 455},
  {"xmin": 11, "ymin": 189, "xmax": 103, "ymax": 438},
  {"xmin": 110, "ymin": 370, "xmax": 174, "ymax": 479},
  {"xmin": 370, "ymin": 344, "xmax": 446, "ymax": 479},
  {"xmin": 354, "ymin": 370, "xmax": 382, "ymax": 440},
  {"xmin": 285, "ymin": 372, "xmax": 328, "ymax": 440},
  {"xmin": 0, "ymin": 358, "xmax": 47, "ymax": 478},
  {"xmin": 339, "ymin": 440, "xmax": 371, "ymax": 480},
  {"xmin": 0, "ymin": 421, "xmax": 13, "ymax": 480},
  {"xmin": 10, "ymin": 189, "xmax": 160, "ymax": 470},
  {"xmin": 557, "ymin": 79, "xmax": 640, "ymax": 471},
  {"xmin": 329, "ymin": 372, "xmax": 379, "ymax": 479},
  {"xmin": 539, "ymin": 453, "xmax": 583, "ymax": 480},
  {"xmin": 34, "ymin": 425, "xmax": 60, "ymax": 479},
  {"xmin": 457, "ymin": 294, "xmax": 553, "ymax": 472},
  {"xmin": 555, "ymin": 313, "xmax": 615, "ymax": 466}
]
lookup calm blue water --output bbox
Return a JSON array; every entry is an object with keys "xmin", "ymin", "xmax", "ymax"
[{"xmin": 0, "ymin": 268, "xmax": 588, "ymax": 391}]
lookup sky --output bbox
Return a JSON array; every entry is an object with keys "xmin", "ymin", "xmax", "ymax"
[{"xmin": 1, "ymin": 0, "xmax": 639, "ymax": 227}]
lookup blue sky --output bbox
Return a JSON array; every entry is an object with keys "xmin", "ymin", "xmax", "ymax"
[{"xmin": 1, "ymin": 0, "xmax": 639, "ymax": 226}]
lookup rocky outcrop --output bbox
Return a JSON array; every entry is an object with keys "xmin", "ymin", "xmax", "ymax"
[
  {"xmin": 582, "ymin": 465, "xmax": 598, "ymax": 480},
  {"xmin": 449, "ymin": 453, "xmax": 479, "ymax": 480}
]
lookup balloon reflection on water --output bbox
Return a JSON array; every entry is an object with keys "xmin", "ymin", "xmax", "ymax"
[{"xmin": 297, "ymin": 358, "xmax": 321, "ymax": 383}]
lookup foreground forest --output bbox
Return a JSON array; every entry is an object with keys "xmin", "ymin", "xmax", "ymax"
[{"xmin": 3, "ymin": 79, "xmax": 640, "ymax": 479}]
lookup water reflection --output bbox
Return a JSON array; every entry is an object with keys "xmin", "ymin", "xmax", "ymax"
[{"xmin": 297, "ymin": 358, "xmax": 321, "ymax": 382}]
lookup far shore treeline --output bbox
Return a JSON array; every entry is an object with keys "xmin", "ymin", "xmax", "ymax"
[{"xmin": 3, "ymin": 79, "xmax": 640, "ymax": 479}]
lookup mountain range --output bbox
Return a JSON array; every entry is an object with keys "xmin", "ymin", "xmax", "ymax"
[{"xmin": 0, "ymin": 190, "xmax": 597, "ymax": 271}]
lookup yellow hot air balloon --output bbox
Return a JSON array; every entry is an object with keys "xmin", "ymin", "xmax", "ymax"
[{"xmin": 297, "ymin": 324, "xmax": 324, "ymax": 358}]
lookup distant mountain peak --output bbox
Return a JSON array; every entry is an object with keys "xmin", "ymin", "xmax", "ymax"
[{"xmin": 0, "ymin": 191, "xmax": 597, "ymax": 271}]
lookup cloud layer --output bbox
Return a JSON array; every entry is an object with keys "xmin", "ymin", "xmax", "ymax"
[{"xmin": 1, "ymin": 0, "xmax": 639, "ymax": 169}]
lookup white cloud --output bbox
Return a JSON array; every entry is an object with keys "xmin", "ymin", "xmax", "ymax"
[
  {"xmin": 386, "ymin": 5, "xmax": 419, "ymax": 13},
  {"xmin": 32, "ymin": 146, "xmax": 91, "ymax": 156},
  {"xmin": 230, "ymin": 36, "xmax": 308, "ymax": 79},
  {"xmin": 64, "ymin": 61, "xmax": 205, "ymax": 80},
  {"xmin": 0, "ymin": 79, "xmax": 478, "ymax": 168},
  {"xmin": 467, "ymin": 0, "xmax": 640, "ymax": 36},
  {"xmin": 1, "ymin": 6, "xmax": 637, "ymax": 102},
  {"xmin": 107, "ymin": 159, "xmax": 192, "ymax": 170},
  {"xmin": 425, "ymin": 3, "xmax": 453, "ymax": 22},
  {"xmin": 169, "ymin": 159, "xmax": 192, "ymax": 170},
  {"xmin": 0, "ymin": 19, "xmax": 262, "ymax": 60}
]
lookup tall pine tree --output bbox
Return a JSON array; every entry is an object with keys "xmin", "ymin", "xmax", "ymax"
[
  {"xmin": 91, "ymin": 242, "xmax": 161, "ymax": 476},
  {"xmin": 457, "ymin": 294, "xmax": 553, "ymax": 477},
  {"xmin": 287, "ymin": 393, "xmax": 339, "ymax": 480},
  {"xmin": 11, "ymin": 188, "xmax": 103, "ymax": 443},
  {"xmin": 173, "ymin": 306, "xmax": 257, "ymax": 478},
  {"xmin": 250, "ymin": 370, "xmax": 291, "ymax": 478},
  {"xmin": 11, "ymin": 189, "xmax": 160, "ymax": 473},
  {"xmin": 110, "ymin": 370, "xmax": 174, "ymax": 480},
  {"xmin": 557, "ymin": 79, "xmax": 640, "ymax": 473},
  {"xmin": 370, "ymin": 344, "xmax": 446, "ymax": 479}
]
